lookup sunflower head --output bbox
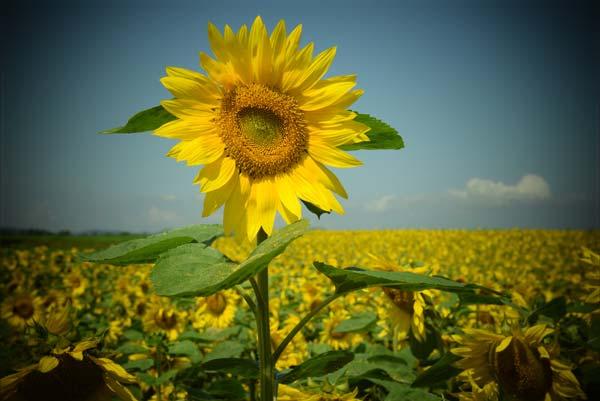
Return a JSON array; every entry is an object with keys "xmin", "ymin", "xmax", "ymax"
[
  {"xmin": 452, "ymin": 325, "xmax": 586, "ymax": 401},
  {"xmin": 156, "ymin": 16, "xmax": 370, "ymax": 242},
  {"xmin": 491, "ymin": 336, "xmax": 552, "ymax": 401}
]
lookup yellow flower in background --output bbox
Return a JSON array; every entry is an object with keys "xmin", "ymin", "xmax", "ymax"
[
  {"xmin": 142, "ymin": 296, "xmax": 187, "ymax": 341},
  {"xmin": 1, "ymin": 293, "xmax": 43, "ymax": 331},
  {"xmin": 452, "ymin": 325, "xmax": 586, "ymax": 401},
  {"xmin": 193, "ymin": 290, "xmax": 239, "ymax": 330},
  {"xmin": 321, "ymin": 311, "xmax": 363, "ymax": 350},
  {"xmin": 155, "ymin": 16, "xmax": 369, "ymax": 241},
  {"xmin": 0, "ymin": 339, "xmax": 138, "ymax": 401}
]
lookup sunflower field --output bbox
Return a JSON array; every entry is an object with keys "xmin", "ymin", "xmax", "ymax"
[{"xmin": 1, "ymin": 228, "xmax": 598, "ymax": 401}]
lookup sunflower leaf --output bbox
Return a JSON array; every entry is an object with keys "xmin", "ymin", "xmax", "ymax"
[
  {"xmin": 151, "ymin": 220, "xmax": 309, "ymax": 297},
  {"xmin": 411, "ymin": 353, "xmax": 462, "ymax": 389},
  {"xmin": 101, "ymin": 105, "xmax": 177, "ymax": 134},
  {"xmin": 78, "ymin": 224, "xmax": 223, "ymax": 265},
  {"xmin": 202, "ymin": 358, "xmax": 259, "ymax": 379},
  {"xmin": 278, "ymin": 350, "xmax": 354, "ymax": 384},
  {"xmin": 313, "ymin": 262, "xmax": 470, "ymax": 295},
  {"xmin": 333, "ymin": 312, "xmax": 377, "ymax": 333},
  {"xmin": 340, "ymin": 113, "xmax": 404, "ymax": 151}
]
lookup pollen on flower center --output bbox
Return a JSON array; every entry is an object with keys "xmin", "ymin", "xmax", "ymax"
[
  {"xmin": 218, "ymin": 83, "xmax": 308, "ymax": 179},
  {"xmin": 206, "ymin": 293, "xmax": 227, "ymax": 315}
]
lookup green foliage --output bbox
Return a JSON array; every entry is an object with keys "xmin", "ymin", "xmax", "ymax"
[
  {"xmin": 168, "ymin": 340, "xmax": 202, "ymax": 364},
  {"xmin": 333, "ymin": 312, "xmax": 377, "ymax": 334},
  {"xmin": 79, "ymin": 224, "xmax": 223, "ymax": 265},
  {"xmin": 151, "ymin": 220, "xmax": 309, "ymax": 297},
  {"xmin": 101, "ymin": 105, "xmax": 177, "ymax": 134},
  {"xmin": 314, "ymin": 262, "xmax": 483, "ymax": 296},
  {"xmin": 411, "ymin": 353, "xmax": 462, "ymax": 388},
  {"xmin": 201, "ymin": 358, "xmax": 258, "ymax": 379},
  {"xmin": 279, "ymin": 350, "xmax": 354, "ymax": 384},
  {"xmin": 339, "ymin": 113, "xmax": 404, "ymax": 151},
  {"xmin": 527, "ymin": 296, "xmax": 567, "ymax": 324}
]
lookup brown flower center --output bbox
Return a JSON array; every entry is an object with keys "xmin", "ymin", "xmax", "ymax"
[
  {"xmin": 154, "ymin": 309, "xmax": 177, "ymax": 330},
  {"xmin": 491, "ymin": 336, "xmax": 553, "ymax": 401},
  {"xmin": 13, "ymin": 298, "xmax": 34, "ymax": 319},
  {"xmin": 382, "ymin": 288, "xmax": 415, "ymax": 314},
  {"xmin": 217, "ymin": 84, "xmax": 308, "ymax": 179},
  {"xmin": 206, "ymin": 293, "xmax": 227, "ymax": 315}
]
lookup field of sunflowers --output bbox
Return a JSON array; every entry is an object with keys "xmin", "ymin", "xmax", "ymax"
[{"xmin": 1, "ymin": 228, "xmax": 598, "ymax": 401}]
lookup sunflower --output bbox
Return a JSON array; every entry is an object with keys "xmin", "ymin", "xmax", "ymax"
[
  {"xmin": 142, "ymin": 296, "xmax": 187, "ymax": 341},
  {"xmin": 270, "ymin": 315, "xmax": 308, "ymax": 369},
  {"xmin": 0, "ymin": 339, "xmax": 138, "ymax": 401},
  {"xmin": 1, "ymin": 292, "xmax": 43, "ymax": 331},
  {"xmin": 369, "ymin": 253, "xmax": 429, "ymax": 342},
  {"xmin": 277, "ymin": 384, "xmax": 361, "ymax": 401},
  {"xmin": 192, "ymin": 290, "xmax": 239, "ymax": 330},
  {"xmin": 452, "ymin": 325, "xmax": 586, "ymax": 401},
  {"xmin": 155, "ymin": 16, "xmax": 369, "ymax": 242}
]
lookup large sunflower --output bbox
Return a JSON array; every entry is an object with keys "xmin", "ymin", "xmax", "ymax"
[
  {"xmin": 452, "ymin": 325, "xmax": 586, "ymax": 401},
  {"xmin": 155, "ymin": 16, "xmax": 369, "ymax": 242}
]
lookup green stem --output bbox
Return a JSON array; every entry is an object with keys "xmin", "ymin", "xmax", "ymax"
[
  {"xmin": 254, "ymin": 229, "xmax": 274, "ymax": 401},
  {"xmin": 272, "ymin": 293, "xmax": 339, "ymax": 363}
]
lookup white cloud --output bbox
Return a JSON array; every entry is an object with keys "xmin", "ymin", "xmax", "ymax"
[
  {"xmin": 147, "ymin": 206, "xmax": 180, "ymax": 224},
  {"xmin": 449, "ymin": 174, "xmax": 551, "ymax": 205},
  {"xmin": 365, "ymin": 195, "xmax": 396, "ymax": 212}
]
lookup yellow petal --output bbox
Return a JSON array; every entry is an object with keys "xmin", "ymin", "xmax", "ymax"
[
  {"xmin": 284, "ymin": 24, "xmax": 303, "ymax": 64},
  {"xmin": 224, "ymin": 174, "xmax": 250, "ymax": 236},
  {"xmin": 275, "ymin": 174, "xmax": 302, "ymax": 218},
  {"xmin": 207, "ymin": 22, "xmax": 229, "ymax": 62},
  {"xmin": 249, "ymin": 16, "xmax": 273, "ymax": 84},
  {"xmin": 38, "ymin": 356, "xmax": 59, "ymax": 373},
  {"xmin": 104, "ymin": 374, "xmax": 138, "ymax": 401},
  {"xmin": 299, "ymin": 80, "xmax": 356, "ymax": 111},
  {"xmin": 495, "ymin": 336, "xmax": 513, "ymax": 353},
  {"xmin": 72, "ymin": 339, "xmax": 99, "ymax": 353},
  {"xmin": 308, "ymin": 139, "xmax": 362, "ymax": 168},
  {"xmin": 287, "ymin": 47, "xmax": 337, "ymax": 95},
  {"xmin": 166, "ymin": 66, "xmax": 216, "ymax": 88},
  {"xmin": 194, "ymin": 157, "xmax": 236, "ymax": 193},
  {"xmin": 166, "ymin": 133, "xmax": 224, "ymax": 166},
  {"xmin": 201, "ymin": 169, "xmax": 238, "ymax": 217},
  {"xmin": 160, "ymin": 76, "xmax": 220, "ymax": 101},
  {"xmin": 278, "ymin": 199, "xmax": 301, "ymax": 224},
  {"xmin": 160, "ymin": 98, "xmax": 217, "ymax": 119},
  {"xmin": 302, "ymin": 156, "xmax": 348, "ymax": 198},
  {"xmin": 308, "ymin": 120, "xmax": 370, "ymax": 147},
  {"xmin": 154, "ymin": 119, "xmax": 217, "ymax": 141},
  {"xmin": 199, "ymin": 52, "xmax": 237, "ymax": 89},
  {"xmin": 245, "ymin": 178, "xmax": 277, "ymax": 238},
  {"xmin": 90, "ymin": 356, "xmax": 136, "ymax": 384}
]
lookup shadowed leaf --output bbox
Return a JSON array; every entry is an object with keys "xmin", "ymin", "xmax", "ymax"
[{"xmin": 101, "ymin": 105, "xmax": 177, "ymax": 134}]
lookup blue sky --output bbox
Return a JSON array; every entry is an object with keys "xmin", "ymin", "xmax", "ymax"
[{"xmin": 1, "ymin": 0, "xmax": 598, "ymax": 232}]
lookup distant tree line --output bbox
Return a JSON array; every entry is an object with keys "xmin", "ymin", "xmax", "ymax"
[{"xmin": 0, "ymin": 228, "xmax": 138, "ymax": 236}]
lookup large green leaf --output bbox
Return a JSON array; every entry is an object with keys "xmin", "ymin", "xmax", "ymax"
[
  {"xmin": 314, "ymin": 262, "xmax": 471, "ymax": 295},
  {"xmin": 168, "ymin": 340, "xmax": 202, "ymax": 364},
  {"xmin": 411, "ymin": 353, "xmax": 462, "ymax": 388},
  {"xmin": 151, "ymin": 220, "xmax": 309, "ymax": 297},
  {"xmin": 340, "ymin": 113, "xmax": 404, "ymax": 151},
  {"xmin": 201, "ymin": 358, "xmax": 258, "ymax": 379},
  {"xmin": 79, "ymin": 224, "xmax": 223, "ymax": 265},
  {"xmin": 333, "ymin": 312, "xmax": 377, "ymax": 334},
  {"xmin": 101, "ymin": 105, "xmax": 177, "ymax": 134},
  {"xmin": 279, "ymin": 350, "xmax": 354, "ymax": 384}
]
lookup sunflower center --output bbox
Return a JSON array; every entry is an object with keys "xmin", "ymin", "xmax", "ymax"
[
  {"xmin": 491, "ymin": 336, "xmax": 552, "ymax": 401},
  {"xmin": 218, "ymin": 84, "xmax": 308, "ymax": 179},
  {"xmin": 14, "ymin": 298, "xmax": 34, "ymax": 319},
  {"xmin": 206, "ymin": 293, "xmax": 227, "ymax": 315},
  {"xmin": 155, "ymin": 309, "xmax": 177, "ymax": 330},
  {"xmin": 383, "ymin": 288, "xmax": 415, "ymax": 314}
]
